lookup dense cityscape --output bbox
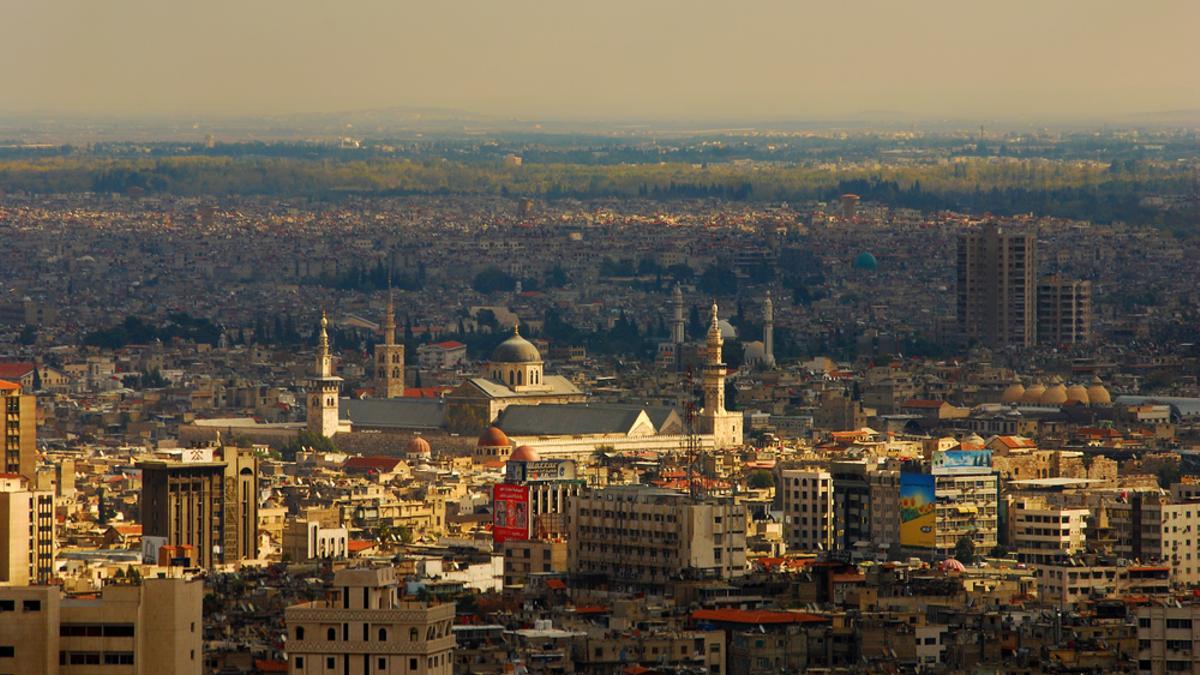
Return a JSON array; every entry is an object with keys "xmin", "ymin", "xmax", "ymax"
[
  {"xmin": 0, "ymin": 150, "xmax": 1196, "ymax": 672},
  {"xmin": 3, "ymin": 2, "xmax": 1200, "ymax": 674}
]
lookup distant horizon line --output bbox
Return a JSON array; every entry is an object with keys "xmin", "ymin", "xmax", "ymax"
[{"xmin": 1, "ymin": 105, "xmax": 1198, "ymax": 132}]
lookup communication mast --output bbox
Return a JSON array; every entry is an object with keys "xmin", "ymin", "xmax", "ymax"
[{"xmin": 682, "ymin": 365, "xmax": 705, "ymax": 502}]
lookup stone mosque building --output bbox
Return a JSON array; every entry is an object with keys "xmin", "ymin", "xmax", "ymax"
[{"xmin": 183, "ymin": 300, "xmax": 746, "ymax": 457}]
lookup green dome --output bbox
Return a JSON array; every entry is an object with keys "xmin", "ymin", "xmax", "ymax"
[{"xmin": 854, "ymin": 252, "xmax": 878, "ymax": 270}]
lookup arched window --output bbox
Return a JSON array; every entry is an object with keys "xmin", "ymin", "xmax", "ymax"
[
  {"xmin": 392, "ymin": 368, "xmax": 400, "ymax": 378},
  {"xmin": 409, "ymin": 628, "xmax": 419, "ymax": 642},
  {"xmin": 295, "ymin": 627, "xmax": 305, "ymax": 640},
  {"xmin": 517, "ymin": 371, "xmax": 523, "ymax": 385},
  {"xmin": 393, "ymin": 354, "xmax": 400, "ymax": 363},
  {"xmin": 508, "ymin": 371, "xmax": 514, "ymax": 386},
  {"xmin": 378, "ymin": 628, "xmax": 388, "ymax": 641},
  {"xmin": 327, "ymin": 627, "xmax": 336, "ymax": 641}
]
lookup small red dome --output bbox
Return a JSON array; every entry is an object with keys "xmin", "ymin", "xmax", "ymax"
[
  {"xmin": 477, "ymin": 426, "xmax": 510, "ymax": 448},
  {"xmin": 406, "ymin": 436, "xmax": 431, "ymax": 455},
  {"xmin": 940, "ymin": 558, "xmax": 966, "ymax": 573},
  {"xmin": 508, "ymin": 445, "xmax": 540, "ymax": 462}
]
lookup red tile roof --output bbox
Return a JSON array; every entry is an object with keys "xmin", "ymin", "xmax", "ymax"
[
  {"xmin": 429, "ymin": 340, "xmax": 466, "ymax": 350},
  {"xmin": 691, "ymin": 609, "xmax": 829, "ymax": 625},
  {"xmin": 342, "ymin": 456, "xmax": 402, "ymax": 472},
  {"xmin": 0, "ymin": 363, "xmax": 33, "ymax": 379},
  {"xmin": 902, "ymin": 399, "xmax": 949, "ymax": 409},
  {"xmin": 347, "ymin": 540, "xmax": 376, "ymax": 554}
]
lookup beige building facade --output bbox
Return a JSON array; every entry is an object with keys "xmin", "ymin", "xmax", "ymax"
[
  {"xmin": 285, "ymin": 567, "xmax": 455, "ymax": 675},
  {"xmin": 0, "ymin": 577, "xmax": 203, "ymax": 675},
  {"xmin": 569, "ymin": 485, "xmax": 747, "ymax": 588},
  {"xmin": 0, "ymin": 474, "xmax": 54, "ymax": 585}
]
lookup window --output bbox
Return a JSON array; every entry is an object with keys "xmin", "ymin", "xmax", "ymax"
[
  {"xmin": 104, "ymin": 653, "xmax": 135, "ymax": 665},
  {"xmin": 1167, "ymin": 619, "xmax": 1193, "ymax": 630},
  {"xmin": 327, "ymin": 656, "xmax": 336, "ymax": 669},
  {"xmin": 295, "ymin": 657, "xmax": 304, "ymax": 668},
  {"xmin": 0, "ymin": 601, "xmax": 12, "ymax": 612},
  {"xmin": 410, "ymin": 658, "xmax": 418, "ymax": 670},
  {"xmin": 327, "ymin": 627, "xmax": 337, "ymax": 641},
  {"xmin": 378, "ymin": 657, "xmax": 387, "ymax": 669},
  {"xmin": 410, "ymin": 628, "xmax": 419, "ymax": 641},
  {"xmin": 0, "ymin": 646, "xmax": 13, "ymax": 657},
  {"xmin": 21, "ymin": 600, "xmax": 39, "ymax": 611},
  {"xmin": 378, "ymin": 627, "xmax": 387, "ymax": 641},
  {"xmin": 296, "ymin": 627, "xmax": 305, "ymax": 640}
]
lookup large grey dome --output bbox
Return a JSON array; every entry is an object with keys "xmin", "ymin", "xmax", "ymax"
[{"xmin": 491, "ymin": 329, "xmax": 541, "ymax": 363}]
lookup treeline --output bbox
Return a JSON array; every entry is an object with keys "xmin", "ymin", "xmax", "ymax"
[
  {"xmin": 0, "ymin": 155, "xmax": 1194, "ymax": 232},
  {"xmin": 83, "ymin": 313, "xmax": 222, "ymax": 349},
  {"xmin": 304, "ymin": 260, "xmax": 425, "ymax": 292}
]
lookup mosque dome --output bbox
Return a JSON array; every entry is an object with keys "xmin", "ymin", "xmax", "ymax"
[
  {"xmin": 854, "ymin": 252, "xmax": 879, "ymax": 270},
  {"xmin": 491, "ymin": 327, "xmax": 541, "ymax": 364},
  {"xmin": 1020, "ymin": 381, "xmax": 1046, "ymax": 404},
  {"xmin": 1040, "ymin": 378, "xmax": 1068, "ymax": 406},
  {"xmin": 477, "ymin": 426, "xmax": 511, "ymax": 448},
  {"xmin": 717, "ymin": 319, "xmax": 738, "ymax": 340},
  {"xmin": 1000, "ymin": 379, "xmax": 1025, "ymax": 404},
  {"xmin": 1065, "ymin": 384, "xmax": 1090, "ymax": 406},
  {"xmin": 1087, "ymin": 375, "xmax": 1112, "ymax": 406},
  {"xmin": 508, "ymin": 445, "xmax": 540, "ymax": 462},
  {"xmin": 405, "ymin": 436, "xmax": 431, "ymax": 457}
]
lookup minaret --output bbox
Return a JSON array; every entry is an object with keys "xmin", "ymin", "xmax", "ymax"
[
  {"xmin": 703, "ymin": 303, "xmax": 726, "ymax": 414},
  {"xmin": 762, "ymin": 291, "xmax": 776, "ymax": 368},
  {"xmin": 671, "ymin": 284, "xmax": 685, "ymax": 345},
  {"xmin": 307, "ymin": 312, "xmax": 343, "ymax": 438},
  {"xmin": 374, "ymin": 287, "xmax": 405, "ymax": 398},
  {"xmin": 698, "ymin": 303, "xmax": 744, "ymax": 448}
]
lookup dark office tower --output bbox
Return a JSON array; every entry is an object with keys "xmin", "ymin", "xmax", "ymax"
[
  {"xmin": 1037, "ymin": 276, "xmax": 1092, "ymax": 346},
  {"xmin": 138, "ymin": 446, "xmax": 259, "ymax": 569},
  {"xmin": 956, "ymin": 223, "xmax": 1037, "ymax": 348}
]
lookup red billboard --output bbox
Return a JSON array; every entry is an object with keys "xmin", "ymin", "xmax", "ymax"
[{"xmin": 492, "ymin": 483, "xmax": 530, "ymax": 544}]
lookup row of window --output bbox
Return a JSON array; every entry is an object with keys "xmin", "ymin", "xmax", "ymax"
[
  {"xmin": 60, "ymin": 624, "xmax": 136, "ymax": 637},
  {"xmin": 59, "ymin": 652, "xmax": 135, "ymax": 665},
  {"xmin": 578, "ymin": 509, "xmax": 678, "ymax": 522},
  {"xmin": 1138, "ymin": 660, "xmax": 1193, "ymax": 672},
  {"xmin": 295, "ymin": 653, "xmax": 448, "ymax": 670},
  {"xmin": 296, "ymin": 624, "xmax": 447, "ymax": 642},
  {"xmin": 0, "ymin": 599, "xmax": 40, "ymax": 612}
]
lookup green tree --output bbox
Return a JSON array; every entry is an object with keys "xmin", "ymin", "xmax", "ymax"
[
  {"xmin": 747, "ymin": 470, "xmax": 774, "ymax": 489},
  {"xmin": 954, "ymin": 535, "xmax": 976, "ymax": 565},
  {"xmin": 472, "ymin": 267, "xmax": 516, "ymax": 294},
  {"xmin": 280, "ymin": 430, "xmax": 339, "ymax": 462},
  {"xmin": 699, "ymin": 265, "xmax": 738, "ymax": 296}
]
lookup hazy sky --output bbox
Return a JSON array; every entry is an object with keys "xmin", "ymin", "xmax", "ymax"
[{"xmin": 4, "ymin": 0, "xmax": 1198, "ymax": 122}]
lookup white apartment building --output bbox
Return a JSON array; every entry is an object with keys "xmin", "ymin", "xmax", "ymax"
[{"xmin": 780, "ymin": 469, "xmax": 835, "ymax": 552}]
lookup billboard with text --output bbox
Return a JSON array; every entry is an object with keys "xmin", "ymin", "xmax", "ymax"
[
  {"xmin": 492, "ymin": 483, "xmax": 530, "ymax": 544},
  {"xmin": 900, "ymin": 473, "xmax": 936, "ymax": 548}
]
